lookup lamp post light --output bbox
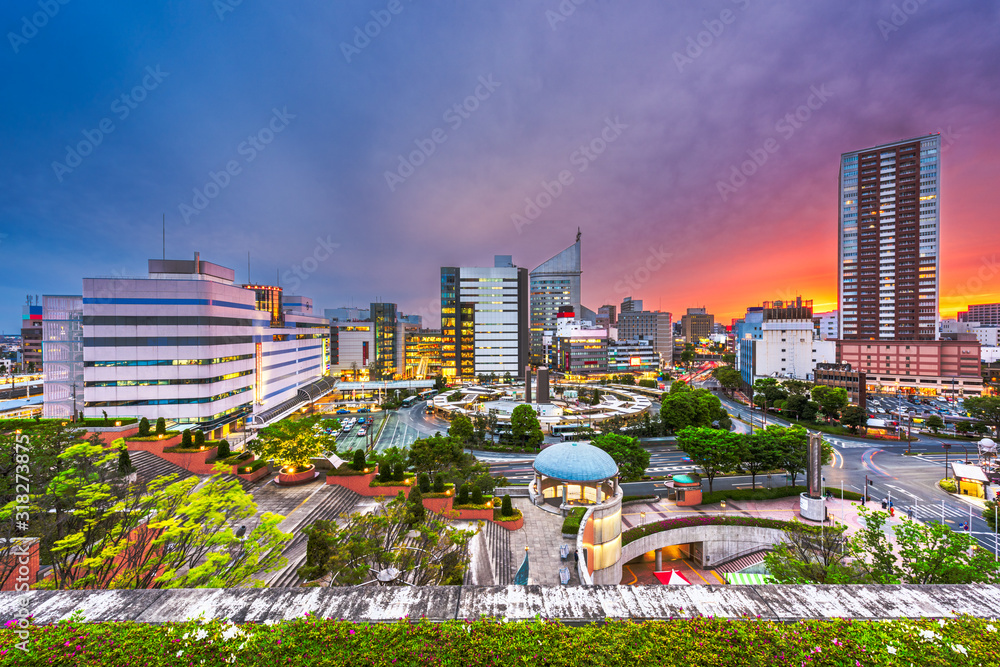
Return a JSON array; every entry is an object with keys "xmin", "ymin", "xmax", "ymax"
[
  {"xmin": 942, "ymin": 442, "xmax": 952, "ymax": 480},
  {"xmin": 640, "ymin": 511, "xmax": 646, "ymax": 526}
]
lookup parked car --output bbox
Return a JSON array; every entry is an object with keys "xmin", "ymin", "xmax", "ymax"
[
  {"xmin": 356, "ymin": 429, "xmax": 367, "ymax": 437},
  {"xmin": 358, "ymin": 408, "xmax": 371, "ymax": 413},
  {"xmin": 336, "ymin": 409, "xmax": 349, "ymax": 414}
]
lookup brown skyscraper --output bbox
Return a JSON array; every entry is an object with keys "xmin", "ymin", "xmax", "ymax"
[{"xmin": 838, "ymin": 134, "xmax": 940, "ymax": 340}]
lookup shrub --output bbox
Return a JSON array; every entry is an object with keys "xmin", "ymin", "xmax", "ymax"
[
  {"xmin": 181, "ymin": 429, "xmax": 193, "ymax": 447},
  {"xmin": 457, "ymin": 484, "xmax": 470, "ymax": 505},
  {"xmin": 433, "ymin": 475, "xmax": 445, "ymax": 493},
  {"xmin": 378, "ymin": 465, "xmax": 391, "ymax": 483},
  {"xmin": 471, "ymin": 486, "xmax": 484, "ymax": 505},
  {"xmin": 138, "ymin": 417, "xmax": 150, "ymax": 437},
  {"xmin": 215, "ymin": 439, "xmax": 230, "ymax": 459},
  {"xmin": 352, "ymin": 449, "xmax": 366, "ymax": 471},
  {"xmin": 501, "ymin": 494, "xmax": 513, "ymax": 517},
  {"xmin": 562, "ymin": 507, "xmax": 586, "ymax": 534},
  {"xmin": 418, "ymin": 473, "xmax": 430, "ymax": 493},
  {"xmin": 195, "ymin": 430, "xmax": 206, "ymax": 446},
  {"xmin": 393, "ymin": 462, "xmax": 405, "ymax": 482},
  {"xmin": 940, "ymin": 478, "xmax": 957, "ymax": 493},
  {"xmin": 237, "ymin": 459, "xmax": 268, "ymax": 474},
  {"xmin": 408, "ymin": 487, "xmax": 425, "ymax": 525},
  {"xmin": 155, "ymin": 417, "xmax": 166, "ymax": 435}
]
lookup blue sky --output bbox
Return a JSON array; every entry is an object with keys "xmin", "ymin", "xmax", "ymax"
[{"xmin": 2, "ymin": 1, "xmax": 999, "ymax": 331}]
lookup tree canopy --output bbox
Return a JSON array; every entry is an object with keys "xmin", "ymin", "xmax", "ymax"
[
  {"xmin": 964, "ymin": 396, "xmax": 1000, "ymax": 437},
  {"xmin": 251, "ymin": 415, "xmax": 335, "ymax": 470},
  {"xmin": 675, "ymin": 427, "xmax": 742, "ymax": 492},
  {"xmin": 591, "ymin": 433, "xmax": 650, "ymax": 483},
  {"xmin": 509, "ymin": 405, "xmax": 543, "ymax": 449},
  {"xmin": 660, "ymin": 384, "xmax": 730, "ymax": 434},
  {"xmin": 447, "ymin": 413, "xmax": 474, "ymax": 445}
]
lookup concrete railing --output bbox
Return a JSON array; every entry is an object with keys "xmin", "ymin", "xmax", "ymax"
[{"xmin": 3, "ymin": 585, "xmax": 1000, "ymax": 623}]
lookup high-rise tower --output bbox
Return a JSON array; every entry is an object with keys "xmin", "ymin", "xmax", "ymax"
[{"xmin": 838, "ymin": 134, "xmax": 940, "ymax": 340}]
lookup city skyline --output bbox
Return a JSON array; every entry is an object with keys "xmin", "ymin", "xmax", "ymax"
[{"xmin": 3, "ymin": 2, "xmax": 1000, "ymax": 332}]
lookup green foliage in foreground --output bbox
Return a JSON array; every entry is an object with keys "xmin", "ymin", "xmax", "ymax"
[{"xmin": 2, "ymin": 616, "xmax": 998, "ymax": 666}]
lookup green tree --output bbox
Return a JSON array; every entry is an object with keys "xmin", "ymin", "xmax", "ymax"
[
  {"xmin": 783, "ymin": 379, "xmax": 813, "ymax": 397},
  {"xmin": 194, "ymin": 430, "xmax": 206, "ymax": 446},
  {"xmin": 138, "ymin": 417, "xmax": 150, "ymax": 437},
  {"xmin": 712, "ymin": 367, "xmax": 742, "ymax": 397},
  {"xmin": 984, "ymin": 500, "xmax": 999, "ymax": 532},
  {"xmin": 117, "ymin": 446, "xmax": 133, "ymax": 475},
  {"xmin": 925, "ymin": 415, "xmax": 945, "ymax": 434},
  {"xmin": 251, "ymin": 415, "xmax": 335, "ymax": 471},
  {"xmin": 840, "ymin": 405, "xmax": 867, "ymax": 434},
  {"xmin": 965, "ymin": 396, "xmax": 1000, "ymax": 437},
  {"xmin": 782, "ymin": 394, "xmax": 809, "ymax": 420},
  {"xmin": 722, "ymin": 353, "xmax": 736, "ymax": 365},
  {"xmin": 448, "ymin": 413, "xmax": 474, "ymax": 445},
  {"xmin": 660, "ymin": 387, "xmax": 729, "ymax": 434},
  {"xmin": 742, "ymin": 430, "xmax": 781, "ymax": 490},
  {"xmin": 849, "ymin": 508, "xmax": 1000, "ymax": 584},
  {"xmin": 501, "ymin": 494, "xmax": 513, "ymax": 517},
  {"xmin": 752, "ymin": 378, "xmax": 787, "ymax": 419},
  {"xmin": 763, "ymin": 524, "xmax": 854, "ymax": 584},
  {"xmin": 811, "ymin": 385, "xmax": 848, "ymax": 421},
  {"xmin": 181, "ymin": 429, "xmax": 193, "ymax": 447},
  {"xmin": 592, "ymin": 433, "xmax": 650, "ymax": 483},
  {"xmin": 676, "ymin": 427, "xmax": 742, "ymax": 492},
  {"xmin": 407, "ymin": 433, "xmax": 464, "ymax": 474},
  {"xmin": 352, "ymin": 449, "xmax": 366, "ymax": 471},
  {"xmin": 215, "ymin": 439, "xmax": 230, "ymax": 459},
  {"xmin": 457, "ymin": 483, "xmax": 470, "ymax": 505},
  {"xmin": 510, "ymin": 404, "xmax": 543, "ymax": 449},
  {"xmin": 295, "ymin": 494, "xmax": 473, "ymax": 586},
  {"xmin": 407, "ymin": 486, "xmax": 425, "ymax": 525},
  {"xmin": 155, "ymin": 418, "xmax": 166, "ymax": 436}
]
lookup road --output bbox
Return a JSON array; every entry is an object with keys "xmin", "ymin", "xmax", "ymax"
[{"xmin": 716, "ymin": 393, "xmax": 1000, "ymax": 552}]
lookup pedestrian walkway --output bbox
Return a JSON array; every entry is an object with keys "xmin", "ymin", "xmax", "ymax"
[{"xmin": 508, "ymin": 498, "xmax": 579, "ymax": 586}]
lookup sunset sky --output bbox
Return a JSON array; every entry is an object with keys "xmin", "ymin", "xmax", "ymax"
[{"xmin": 2, "ymin": 1, "xmax": 999, "ymax": 331}]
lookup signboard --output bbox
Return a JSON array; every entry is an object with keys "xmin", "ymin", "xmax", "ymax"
[{"xmin": 629, "ymin": 356, "xmax": 641, "ymax": 367}]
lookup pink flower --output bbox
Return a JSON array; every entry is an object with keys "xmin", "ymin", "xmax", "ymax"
[{"xmin": 349, "ymin": 629, "xmax": 355, "ymax": 635}]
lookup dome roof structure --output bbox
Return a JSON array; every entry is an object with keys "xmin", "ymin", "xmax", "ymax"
[{"xmin": 533, "ymin": 442, "xmax": 618, "ymax": 482}]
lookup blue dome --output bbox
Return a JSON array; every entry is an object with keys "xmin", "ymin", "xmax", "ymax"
[{"xmin": 533, "ymin": 442, "xmax": 618, "ymax": 482}]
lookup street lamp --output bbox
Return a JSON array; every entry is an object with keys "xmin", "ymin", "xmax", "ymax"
[{"xmin": 942, "ymin": 442, "xmax": 952, "ymax": 480}]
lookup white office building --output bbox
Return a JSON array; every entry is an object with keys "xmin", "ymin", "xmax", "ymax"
[
  {"xmin": 81, "ymin": 254, "xmax": 331, "ymax": 437},
  {"xmin": 743, "ymin": 300, "xmax": 835, "ymax": 382}
]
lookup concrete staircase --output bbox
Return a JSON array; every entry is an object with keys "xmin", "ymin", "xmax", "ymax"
[
  {"xmin": 266, "ymin": 485, "xmax": 361, "ymax": 588},
  {"xmin": 483, "ymin": 517, "xmax": 511, "ymax": 585},
  {"xmin": 129, "ymin": 450, "xmax": 197, "ymax": 485}
]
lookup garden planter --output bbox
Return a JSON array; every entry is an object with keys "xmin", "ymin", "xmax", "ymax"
[
  {"xmin": 326, "ymin": 468, "xmax": 379, "ymax": 493},
  {"xmin": 276, "ymin": 464, "xmax": 320, "ymax": 486},
  {"xmin": 421, "ymin": 496, "xmax": 454, "ymax": 515}
]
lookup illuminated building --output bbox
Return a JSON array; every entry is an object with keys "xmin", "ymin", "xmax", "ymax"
[
  {"xmin": 606, "ymin": 339, "xmax": 658, "ymax": 374},
  {"xmin": 80, "ymin": 254, "xmax": 331, "ymax": 436},
  {"xmin": 41, "ymin": 295, "xmax": 84, "ymax": 418},
  {"xmin": 618, "ymin": 309, "xmax": 672, "ymax": 367},
  {"xmin": 838, "ymin": 134, "xmax": 940, "ymax": 340},
  {"xmin": 404, "ymin": 329, "xmax": 442, "ymax": 379},
  {"xmin": 20, "ymin": 300, "xmax": 42, "ymax": 369},
  {"xmin": 553, "ymin": 314, "xmax": 607, "ymax": 376},
  {"xmin": 441, "ymin": 255, "xmax": 528, "ymax": 379},
  {"xmin": 680, "ymin": 307, "xmax": 713, "ymax": 344},
  {"xmin": 529, "ymin": 233, "xmax": 588, "ymax": 365}
]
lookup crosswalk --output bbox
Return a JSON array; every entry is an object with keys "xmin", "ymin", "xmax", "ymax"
[{"xmin": 823, "ymin": 437, "xmax": 876, "ymax": 450}]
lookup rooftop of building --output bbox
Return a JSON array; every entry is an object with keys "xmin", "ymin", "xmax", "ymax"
[{"xmin": 533, "ymin": 441, "xmax": 618, "ymax": 482}]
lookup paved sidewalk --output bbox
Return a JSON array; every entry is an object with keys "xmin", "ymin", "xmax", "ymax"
[{"xmin": 508, "ymin": 498, "xmax": 579, "ymax": 586}]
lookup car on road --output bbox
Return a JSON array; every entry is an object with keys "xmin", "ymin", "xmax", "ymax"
[
  {"xmin": 358, "ymin": 408, "xmax": 371, "ymax": 413},
  {"xmin": 336, "ymin": 409, "xmax": 349, "ymax": 414},
  {"xmin": 356, "ymin": 428, "xmax": 367, "ymax": 437}
]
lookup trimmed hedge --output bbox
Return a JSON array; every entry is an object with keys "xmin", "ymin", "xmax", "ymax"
[
  {"xmin": 562, "ymin": 507, "xmax": 586, "ymax": 534},
  {"xmin": 5, "ymin": 616, "xmax": 996, "ymax": 665},
  {"xmin": 370, "ymin": 474, "xmax": 415, "ymax": 488},
  {"xmin": 0, "ymin": 417, "xmax": 138, "ymax": 431},
  {"xmin": 940, "ymin": 478, "xmax": 958, "ymax": 493},
  {"xmin": 622, "ymin": 515, "xmax": 827, "ymax": 547},
  {"xmin": 125, "ymin": 432, "xmax": 181, "ymax": 442},
  {"xmin": 622, "ymin": 495, "xmax": 658, "ymax": 504},
  {"xmin": 492, "ymin": 507, "xmax": 523, "ymax": 523},
  {"xmin": 700, "ymin": 485, "xmax": 864, "ymax": 505},
  {"xmin": 236, "ymin": 459, "xmax": 268, "ymax": 474}
]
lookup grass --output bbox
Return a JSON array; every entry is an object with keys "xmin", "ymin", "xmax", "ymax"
[
  {"xmin": 236, "ymin": 459, "xmax": 267, "ymax": 474},
  {"xmin": 369, "ymin": 474, "xmax": 416, "ymax": 488},
  {"xmin": 622, "ymin": 495, "xmax": 659, "ymax": 504},
  {"xmin": 700, "ymin": 485, "xmax": 864, "ymax": 505},
  {"xmin": 125, "ymin": 432, "xmax": 181, "ymax": 442},
  {"xmin": 493, "ymin": 507, "xmax": 523, "ymax": 522},
  {"xmin": 3, "ymin": 616, "xmax": 999, "ymax": 666},
  {"xmin": 562, "ymin": 507, "xmax": 586, "ymax": 534},
  {"xmin": 779, "ymin": 415, "xmax": 918, "ymax": 441}
]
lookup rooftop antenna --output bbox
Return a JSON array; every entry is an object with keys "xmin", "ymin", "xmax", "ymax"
[
  {"xmin": 576, "ymin": 227, "xmax": 581, "ymax": 243},
  {"xmin": 162, "ymin": 213, "xmax": 165, "ymax": 260},
  {"xmin": 276, "ymin": 269, "xmax": 279, "ymax": 287}
]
